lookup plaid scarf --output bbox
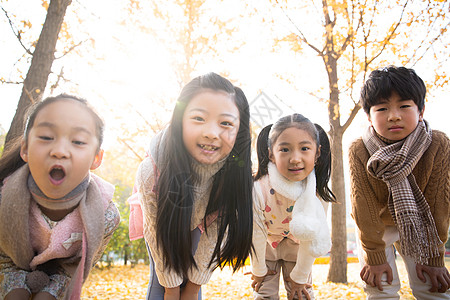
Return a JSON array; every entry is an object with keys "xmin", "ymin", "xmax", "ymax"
[{"xmin": 363, "ymin": 120, "xmax": 441, "ymax": 265}]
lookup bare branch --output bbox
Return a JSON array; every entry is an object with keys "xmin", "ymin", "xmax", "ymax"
[
  {"xmin": 1, "ymin": 5, "xmax": 33, "ymax": 55},
  {"xmin": 55, "ymin": 39, "xmax": 88, "ymax": 59},
  {"xmin": 407, "ymin": 2, "xmax": 450, "ymax": 66},
  {"xmin": 342, "ymin": 102, "xmax": 361, "ymax": 133},
  {"xmin": 366, "ymin": 0, "xmax": 410, "ymax": 66},
  {"xmin": 118, "ymin": 137, "xmax": 144, "ymax": 162},
  {"xmin": 275, "ymin": 1, "xmax": 323, "ymax": 55},
  {"xmin": 50, "ymin": 67, "xmax": 64, "ymax": 93},
  {"xmin": 0, "ymin": 79, "xmax": 22, "ymax": 85}
]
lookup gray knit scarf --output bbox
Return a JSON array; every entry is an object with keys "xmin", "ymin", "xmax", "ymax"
[
  {"xmin": 363, "ymin": 120, "xmax": 441, "ymax": 265},
  {"xmin": 28, "ymin": 174, "xmax": 90, "ymax": 211}
]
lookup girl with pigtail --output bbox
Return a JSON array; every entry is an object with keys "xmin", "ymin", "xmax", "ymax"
[{"xmin": 249, "ymin": 113, "xmax": 336, "ymax": 300}]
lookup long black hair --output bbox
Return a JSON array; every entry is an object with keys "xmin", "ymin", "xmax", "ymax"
[
  {"xmin": 155, "ymin": 72, "xmax": 253, "ymax": 278},
  {"xmin": 254, "ymin": 113, "xmax": 335, "ymax": 202},
  {"xmin": 0, "ymin": 94, "xmax": 104, "ymax": 183}
]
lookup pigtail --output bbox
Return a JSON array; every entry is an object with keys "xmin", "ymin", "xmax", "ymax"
[
  {"xmin": 314, "ymin": 123, "xmax": 336, "ymax": 202},
  {"xmin": 254, "ymin": 124, "xmax": 273, "ymax": 181}
]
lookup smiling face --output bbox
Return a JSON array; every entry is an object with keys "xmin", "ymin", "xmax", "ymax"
[
  {"xmin": 182, "ymin": 90, "xmax": 240, "ymax": 165},
  {"xmin": 368, "ymin": 91, "xmax": 424, "ymax": 141},
  {"xmin": 20, "ymin": 99, "xmax": 103, "ymax": 199},
  {"xmin": 269, "ymin": 127, "xmax": 319, "ymax": 182}
]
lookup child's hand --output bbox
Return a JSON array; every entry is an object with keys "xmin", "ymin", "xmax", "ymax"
[
  {"xmin": 180, "ymin": 281, "xmax": 201, "ymax": 300},
  {"xmin": 5, "ymin": 288, "xmax": 30, "ymax": 300},
  {"xmin": 245, "ymin": 270, "xmax": 276, "ymax": 292},
  {"xmin": 286, "ymin": 276, "xmax": 312, "ymax": 300},
  {"xmin": 416, "ymin": 264, "xmax": 450, "ymax": 293},
  {"xmin": 164, "ymin": 286, "xmax": 181, "ymax": 300},
  {"xmin": 32, "ymin": 291, "xmax": 57, "ymax": 300},
  {"xmin": 360, "ymin": 262, "xmax": 393, "ymax": 291}
]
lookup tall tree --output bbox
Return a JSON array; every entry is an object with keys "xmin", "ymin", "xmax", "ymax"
[
  {"xmin": 271, "ymin": 0, "xmax": 449, "ymax": 282},
  {"xmin": 125, "ymin": 0, "xmax": 240, "ymax": 87},
  {"xmin": 3, "ymin": 0, "xmax": 72, "ymax": 150}
]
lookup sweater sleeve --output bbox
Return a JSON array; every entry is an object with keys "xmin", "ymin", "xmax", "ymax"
[
  {"xmin": 250, "ymin": 182, "xmax": 269, "ymax": 277},
  {"xmin": 421, "ymin": 131, "xmax": 450, "ymax": 267},
  {"xmin": 349, "ymin": 139, "xmax": 387, "ymax": 265},
  {"xmin": 187, "ymin": 222, "xmax": 218, "ymax": 285},
  {"xmin": 289, "ymin": 241, "xmax": 316, "ymax": 284},
  {"xmin": 137, "ymin": 157, "xmax": 183, "ymax": 288}
]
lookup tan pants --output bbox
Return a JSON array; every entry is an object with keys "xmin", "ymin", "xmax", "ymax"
[
  {"xmin": 254, "ymin": 238, "xmax": 314, "ymax": 300},
  {"xmin": 356, "ymin": 225, "xmax": 450, "ymax": 300}
]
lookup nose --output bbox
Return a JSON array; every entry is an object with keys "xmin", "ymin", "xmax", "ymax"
[
  {"xmin": 202, "ymin": 123, "xmax": 220, "ymax": 140},
  {"xmin": 50, "ymin": 140, "xmax": 70, "ymax": 159},
  {"xmin": 290, "ymin": 151, "xmax": 302, "ymax": 164},
  {"xmin": 388, "ymin": 108, "xmax": 401, "ymax": 121}
]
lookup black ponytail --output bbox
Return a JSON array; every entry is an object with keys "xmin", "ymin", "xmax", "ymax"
[
  {"xmin": 254, "ymin": 124, "xmax": 272, "ymax": 181},
  {"xmin": 314, "ymin": 123, "xmax": 336, "ymax": 203}
]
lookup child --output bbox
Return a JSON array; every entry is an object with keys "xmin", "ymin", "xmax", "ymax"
[
  {"xmin": 250, "ymin": 113, "xmax": 335, "ymax": 300},
  {"xmin": 349, "ymin": 66, "xmax": 450, "ymax": 298},
  {"xmin": 134, "ymin": 72, "xmax": 253, "ymax": 299},
  {"xmin": 0, "ymin": 95, "xmax": 120, "ymax": 300}
]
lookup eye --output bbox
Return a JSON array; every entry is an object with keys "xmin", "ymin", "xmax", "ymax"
[
  {"xmin": 301, "ymin": 146, "xmax": 311, "ymax": 151},
  {"xmin": 38, "ymin": 136, "xmax": 53, "ymax": 141},
  {"xmin": 192, "ymin": 116, "xmax": 204, "ymax": 122},
  {"xmin": 73, "ymin": 140, "xmax": 86, "ymax": 146},
  {"xmin": 400, "ymin": 104, "xmax": 411, "ymax": 109},
  {"xmin": 280, "ymin": 147, "xmax": 289, "ymax": 153},
  {"xmin": 221, "ymin": 121, "xmax": 234, "ymax": 127},
  {"xmin": 376, "ymin": 107, "xmax": 387, "ymax": 112}
]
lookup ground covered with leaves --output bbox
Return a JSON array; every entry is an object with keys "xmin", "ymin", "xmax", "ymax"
[{"xmin": 81, "ymin": 259, "xmax": 419, "ymax": 299}]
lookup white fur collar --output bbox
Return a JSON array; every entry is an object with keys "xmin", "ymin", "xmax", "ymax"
[
  {"xmin": 268, "ymin": 162, "xmax": 307, "ymax": 200},
  {"xmin": 267, "ymin": 162, "xmax": 331, "ymax": 257}
]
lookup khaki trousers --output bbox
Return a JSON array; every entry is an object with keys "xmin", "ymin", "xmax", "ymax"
[
  {"xmin": 254, "ymin": 238, "xmax": 314, "ymax": 300},
  {"xmin": 356, "ymin": 225, "xmax": 450, "ymax": 299}
]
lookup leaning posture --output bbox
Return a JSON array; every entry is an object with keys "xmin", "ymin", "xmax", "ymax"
[
  {"xmin": 250, "ymin": 113, "xmax": 335, "ymax": 300},
  {"xmin": 349, "ymin": 66, "xmax": 450, "ymax": 298},
  {"xmin": 133, "ymin": 72, "xmax": 253, "ymax": 300},
  {"xmin": 0, "ymin": 95, "xmax": 120, "ymax": 300}
]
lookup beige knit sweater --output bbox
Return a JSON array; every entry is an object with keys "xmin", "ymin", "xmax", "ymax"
[
  {"xmin": 349, "ymin": 129, "xmax": 450, "ymax": 267},
  {"xmin": 136, "ymin": 133, "xmax": 226, "ymax": 288}
]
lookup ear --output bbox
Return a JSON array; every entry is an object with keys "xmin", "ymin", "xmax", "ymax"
[
  {"xmin": 268, "ymin": 148, "xmax": 275, "ymax": 163},
  {"xmin": 419, "ymin": 105, "xmax": 425, "ymax": 121},
  {"xmin": 20, "ymin": 139, "xmax": 28, "ymax": 162},
  {"xmin": 366, "ymin": 112, "xmax": 372, "ymax": 125},
  {"xmin": 90, "ymin": 149, "xmax": 104, "ymax": 170}
]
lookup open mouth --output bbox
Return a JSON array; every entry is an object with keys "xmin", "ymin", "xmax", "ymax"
[
  {"xmin": 50, "ymin": 166, "xmax": 66, "ymax": 183},
  {"xmin": 199, "ymin": 144, "xmax": 218, "ymax": 151}
]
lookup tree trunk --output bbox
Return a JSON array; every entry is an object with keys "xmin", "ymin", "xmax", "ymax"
[
  {"xmin": 4, "ymin": 0, "xmax": 72, "ymax": 150},
  {"xmin": 124, "ymin": 246, "xmax": 128, "ymax": 266},
  {"xmin": 325, "ymin": 54, "xmax": 348, "ymax": 283}
]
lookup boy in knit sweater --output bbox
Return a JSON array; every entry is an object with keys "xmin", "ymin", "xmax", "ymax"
[{"xmin": 349, "ymin": 66, "xmax": 450, "ymax": 299}]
